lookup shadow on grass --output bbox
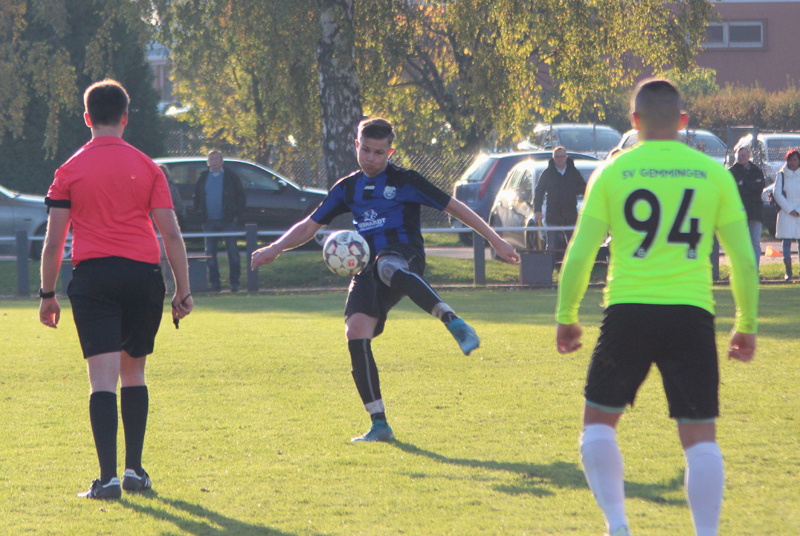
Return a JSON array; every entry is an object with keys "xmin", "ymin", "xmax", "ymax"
[
  {"xmin": 391, "ymin": 440, "xmax": 685, "ymax": 506},
  {"xmin": 120, "ymin": 493, "xmax": 324, "ymax": 536}
]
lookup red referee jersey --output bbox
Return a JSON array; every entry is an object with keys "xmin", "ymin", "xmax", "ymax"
[{"xmin": 47, "ymin": 136, "xmax": 174, "ymax": 266}]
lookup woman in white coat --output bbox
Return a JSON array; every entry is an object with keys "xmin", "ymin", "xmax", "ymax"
[{"xmin": 773, "ymin": 149, "xmax": 800, "ymax": 280}]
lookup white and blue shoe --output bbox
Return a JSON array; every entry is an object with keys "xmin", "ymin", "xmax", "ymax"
[
  {"xmin": 447, "ymin": 318, "xmax": 480, "ymax": 355},
  {"xmin": 351, "ymin": 419, "xmax": 394, "ymax": 442}
]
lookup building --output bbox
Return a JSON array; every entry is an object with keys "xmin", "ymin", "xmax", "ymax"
[
  {"xmin": 695, "ymin": 0, "xmax": 800, "ymax": 91},
  {"xmin": 147, "ymin": 43, "xmax": 174, "ymax": 112}
]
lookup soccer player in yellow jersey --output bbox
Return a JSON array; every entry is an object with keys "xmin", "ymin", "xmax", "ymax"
[{"xmin": 555, "ymin": 79, "xmax": 758, "ymax": 536}]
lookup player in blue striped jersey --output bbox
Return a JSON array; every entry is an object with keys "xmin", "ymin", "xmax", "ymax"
[{"xmin": 252, "ymin": 118, "xmax": 519, "ymax": 442}]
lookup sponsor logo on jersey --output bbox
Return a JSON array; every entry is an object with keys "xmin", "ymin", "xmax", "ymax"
[{"xmin": 358, "ymin": 209, "xmax": 387, "ymax": 231}]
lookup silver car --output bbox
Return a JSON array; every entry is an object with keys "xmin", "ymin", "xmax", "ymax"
[{"xmin": 0, "ymin": 184, "xmax": 51, "ymax": 260}]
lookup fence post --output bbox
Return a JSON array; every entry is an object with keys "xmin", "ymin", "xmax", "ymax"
[
  {"xmin": 472, "ymin": 231, "xmax": 486, "ymax": 286},
  {"xmin": 246, "ymin": 224, "xmax": 259, "ymax": 292},
  {"xmin": 711, "ymin": 236, "xmax": 720, "ymax": 281},
  {"xmin": 16, "ymin": 230, "xmax": 29, "ymax": 297}
]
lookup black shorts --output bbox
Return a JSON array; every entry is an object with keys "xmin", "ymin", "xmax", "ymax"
[
  {"xmin": 67, "ymin": 257, "xmax": 166, "ymax": 359},
  {"xmin": 584, "ymin": 304, "xmax": 719, "ymax": 421},
  {"xmin": 344, "ymin": 243, "xmax": 425, "ymax": 338}
]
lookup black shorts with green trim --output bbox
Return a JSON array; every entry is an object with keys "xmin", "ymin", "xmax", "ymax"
[
  {"xmin": 68, "ymin": 257, "xmax": 166, "ymax": 359},
  {"xmin": 584, "ymin": 303, "xmax": 719, "ymax": 420},
  {"xmin": 344, "ymin": 243, "xmax": 425, "ymax": 338}
]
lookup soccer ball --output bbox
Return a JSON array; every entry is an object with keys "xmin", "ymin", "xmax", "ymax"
[{"xmin": 322, "ymin": 230, "xmax": 370, "ymax": 276}]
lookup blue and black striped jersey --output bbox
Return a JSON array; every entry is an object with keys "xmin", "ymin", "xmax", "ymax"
[{"xmin": 311, "ymin": 162, "xmax": 451, "ymax": 254}]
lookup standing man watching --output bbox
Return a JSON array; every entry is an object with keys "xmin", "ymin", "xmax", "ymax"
[
  {"xmin": 252, "ymin": 118, "xmax": 519, "ymax": 442},
  {"xmin": 555, "ymin": 79, "xmax": 758, "ymax": 536},
  {"xmin": 39, "ymin": 79, "xmax": 193, "ymax": 499},
  {"xmin": 729, "ymin": 146, "xmax": 766, "ymax": 270},
  {"xmin": 194, "ymin": 150, "xmax": 246, "ymax": 292},
  {"xmin": 534, "ymin": 146, "xmax": 586, "ymax": 255}
]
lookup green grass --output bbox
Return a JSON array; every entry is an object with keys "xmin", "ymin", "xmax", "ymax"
[{"xmin": 0, "ymin": 287, "xmax": 798, "ymax": 534}]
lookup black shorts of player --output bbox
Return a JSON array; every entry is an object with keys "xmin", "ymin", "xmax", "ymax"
[
  {"xmin": 67, "ymin": 256, "xmax": 166, "ymax": 359},
  {"xmin": 584, "ymin": 303, "xmax": 719, "ymax": 421},
  {"xmin": 344, "ymin": 242, "xmax": 425, "ymax": 338}
]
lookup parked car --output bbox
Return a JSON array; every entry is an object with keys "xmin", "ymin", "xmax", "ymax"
[
  {"xmin": 519, "ymin": 123, "xmax": 622, "ymax": 159},
  {"xmin": 154, "ymin": 157, "xmax": 328, "ymax": 236},
  {"xmin": 449, "ymin": 151, "xmax": 598, "ymax": 243},
  {"xmin": 731, "ymin": 132, "xmax": 800, "ymax": 184},
  {"xmin": 488, "ymin": 157, "xmax": 603, "ymax": 257},
  {"xmin": 611, "ymin": 129, "xmax": 727, "ymax": 164},
  {"xmin": 0, "ymin": 183, "xmax": 71, "ymax": 260}
]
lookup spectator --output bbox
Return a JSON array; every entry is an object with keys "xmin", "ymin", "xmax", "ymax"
[
  {"xmin": 193, "ymin": 151, "xmax": 246, "ymax": 292},
  {"xmin": 159, "ymin": 164, "xmax": 185, "ymax": 223},
  {"xmin": 729, "ymin": 146, "xmax": 766, "ymax": 269},
  {"xmin": 533, "ymin": 146, "xmax": 586, "ymax": 255},
  {"xmin": 773, "ymin": 148, "xmax": 800, "ymax": 280}
]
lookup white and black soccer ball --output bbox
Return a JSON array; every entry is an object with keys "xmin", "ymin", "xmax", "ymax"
[{"xmin": 322, "ymin": 230, "xmax": 370, "ymax": 276}]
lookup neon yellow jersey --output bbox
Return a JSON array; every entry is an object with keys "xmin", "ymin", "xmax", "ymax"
[{"xmin": 557, "ymin": 140, "xmax": 757, "ymax": 330}]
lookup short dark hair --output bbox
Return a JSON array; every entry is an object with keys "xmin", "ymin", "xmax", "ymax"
[
  {"xmin": 358, "ymin": 117, "xmax": 395, "ymax": 145},
  {"xmin": 631, "ymin": 78, "xmax": 682, "ymax": 128},
  {"xmin": 84, "ymin": 79, "xmax": 129, "ymax": 126}
]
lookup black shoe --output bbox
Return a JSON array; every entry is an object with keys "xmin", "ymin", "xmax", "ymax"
[
  {"xmin": 209, "ymin": 284, "xmax": 222, "ymax": 292},
  {"xmin": 78, "ymin": 477, "xmax": 121, "ymax": 499},
  {"xmin": 122, "ymin": 468, "xmax": 152, "ymax": 491},
  {"xmin": 230, "ymin": 285, "xmax": 239, "ymax": 293}
]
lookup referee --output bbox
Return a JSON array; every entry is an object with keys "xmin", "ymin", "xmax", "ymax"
[
  {"xmin": 555, "ymin": 79, "xmax": 758, "ymax": 536},
  {"xmin": 39, "ymin": 80, "xmax": 193, "ymax": 499}
]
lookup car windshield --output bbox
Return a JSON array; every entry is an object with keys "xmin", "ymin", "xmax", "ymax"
[
  {"xmin": 460, "ymin": 155, "xmax": 495, "ymax": 183},
  {"xmin": 558, "ymin": 128, "xmax": 621, "ymax": 153},
  {"xmin": 765, "ymin": 138, "xmax": 800, "ymax": 161},
  {"xmin": 684, "ymin": 132, "xmax": 726, "ymax": 157},
  {"xmin": 0, "ymin": 184, "xmax": 16, "ymax": 198}
]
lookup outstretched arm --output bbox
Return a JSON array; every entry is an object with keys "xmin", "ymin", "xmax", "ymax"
[
  {"xmin": 444, "ymin": 198, "xmax": 520, "ymax": 264},
  {"xmin": 554, "ymin": 214, "xmax": 608, "ymax": 354},
  {"xmin": 39, "ymin": 208, "xmax": 71, "ymax": 328},
  {"xmin": 152, "ymin": 208, "xmax": 194, "ymax": 321},
  {"xmin": 716, "ymin": 218, "xmax": 758, "ymax": 361},
  {"xmin": 251, "ymin": 216, "xmax": 323, "ymax": 270}
]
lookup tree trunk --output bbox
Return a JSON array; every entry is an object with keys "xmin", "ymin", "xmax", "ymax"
[{"xmin": 317, "ymin": 0, "xmax": 362, "ymax": 188}]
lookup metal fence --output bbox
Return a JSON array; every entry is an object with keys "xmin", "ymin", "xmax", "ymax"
[{"xmin": 164, "ymin": 129, "xmax": 476, "ymax": 228}]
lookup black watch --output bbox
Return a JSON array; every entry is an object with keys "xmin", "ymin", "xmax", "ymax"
[{"xmin": 39, "ymin": 288, "xmax": 56, "ymax": 299}]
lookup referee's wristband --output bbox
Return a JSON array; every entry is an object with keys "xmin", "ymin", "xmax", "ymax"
[{"xmin": 38, "ymin": 288, "xmax": 56, "ymax": 299}]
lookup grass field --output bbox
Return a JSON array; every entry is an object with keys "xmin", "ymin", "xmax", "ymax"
[{"xmin": 0, "ymin": 286, "xmax": 798, "ymax": 535}]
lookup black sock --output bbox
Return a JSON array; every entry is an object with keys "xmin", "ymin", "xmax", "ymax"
[
  {"xmin": 389, "ymin": 269, "xmax": 442, "ymax": 314},
  {"xmin": 120, "ymin": 385, "xmax": 149, "ymax": 474},
  {"xmin": 441, "ymin": 311, "xmax": 458, "ymax": 324},
  {"xmin": 89, "ymin": 391, "xmax": 118, "ymax": 484},
  {"xmin": 348, "ymin": 339, "xmax": 382, "ymax": 405},
  {"xmin": 370, "ymin": 412, "xmax": 387, "ymax": 422}
]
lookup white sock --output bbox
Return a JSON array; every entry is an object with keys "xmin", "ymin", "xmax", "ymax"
[
  {"xmin": 684, "ymin": 442, "xmax": 724, "ymax": 536},
  {"xmin": 581, "ymin": 424, "xmax": 628, "ymax": 534}
]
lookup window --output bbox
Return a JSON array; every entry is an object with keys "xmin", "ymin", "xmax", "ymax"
[{"xmin": 703, "ymin": 21, "xmax": 764, "ymax": 49}]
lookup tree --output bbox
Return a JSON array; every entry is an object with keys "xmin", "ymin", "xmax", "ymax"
[
  {"xmin": 356, "ymin": 0, "xmax": 714, "ymax": 153},
  {"xmin": 0, "ymin": 0, "xmax": 164, "ymax": 194},
  {"xmin": 318, "ymin": 0, "xmax": 362, "ymax": 186},
  {"xmin": 156, "ymin": 0, "xmax": 322, "ymax": 167}
]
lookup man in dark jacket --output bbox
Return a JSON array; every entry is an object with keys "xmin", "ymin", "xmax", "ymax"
[
  {"xmin": 194, "ymin": 150, "xmax": 246, "ymax": 291},
  {"xmin": 729, "ymin": 146, "xmax": 766, "ymax": 268},
  {"xmin": 533, "ymin": 146, "xmax": 586, "ymax": 254}
]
